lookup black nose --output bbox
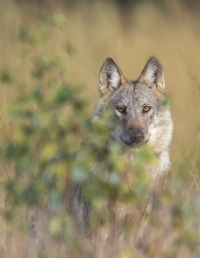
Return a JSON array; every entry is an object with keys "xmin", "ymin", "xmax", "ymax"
[{"xmin": 128, "ymin": 128, "xmax": 145, "ymax": 144}]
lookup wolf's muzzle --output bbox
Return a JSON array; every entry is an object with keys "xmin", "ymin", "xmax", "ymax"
[
  {"xmin": 128, "ymin": 128, "xmax": 145, "ymax": 144},
  {"xmin": 120, "ymin": 128, "xmax": 146, "ymax": 148}
]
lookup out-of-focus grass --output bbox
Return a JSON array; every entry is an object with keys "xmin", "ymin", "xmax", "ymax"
[{"xmin": 0, "ymin": 0, "xmax": 200, "ymax": 257}]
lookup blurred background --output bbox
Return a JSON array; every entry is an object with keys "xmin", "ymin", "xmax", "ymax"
[
  {"xmin": 0, "ymin": 0, "xmax": 200, "ymax": 257},
  {"xmin": 1, "ymin": 0, "xmax": 200, "ymax": 158}
]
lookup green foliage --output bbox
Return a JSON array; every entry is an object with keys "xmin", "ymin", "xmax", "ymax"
[
  {"xmin": 0, "ymin": 69, "xmax": 12, "ymax": 84},
  {"xmin": 1, "ymin": 12, "xmax": 144, "ymax": 239}
]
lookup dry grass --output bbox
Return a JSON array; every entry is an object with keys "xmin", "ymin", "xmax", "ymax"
[{"xmin": 0, "ymin": 0, "xmax": 200, "ymax": 257}]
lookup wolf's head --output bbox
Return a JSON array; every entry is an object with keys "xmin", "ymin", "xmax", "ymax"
[{"xmin": 94, "ymin": 56, "xmax": 167, "ymax": 150}]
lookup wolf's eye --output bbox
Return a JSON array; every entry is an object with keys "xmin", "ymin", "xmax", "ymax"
[
  {"xmin": 143, "ymin": 105, "xmax": 151, "ymax": 113},
  {"xmin": 117, "ymin": 106, "xmax": 126, "ymax": 113}
]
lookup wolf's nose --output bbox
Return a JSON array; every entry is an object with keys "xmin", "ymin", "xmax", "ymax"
[{"xmin": 128, "ymin": 128, "xmax": 145, "ymax": 144}]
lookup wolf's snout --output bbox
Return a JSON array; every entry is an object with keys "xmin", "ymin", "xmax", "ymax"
[{"xmin": 128, "ymin": 128, "xmax": 145, "ymax": 144}]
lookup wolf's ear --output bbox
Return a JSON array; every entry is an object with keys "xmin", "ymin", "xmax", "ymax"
[
  {"xmin": 139, "ymin": 56, "xmax": 165, "ymax": 93},
  {"xmin": 99, "ymin": 57, "xmax": 123, "ymax": 95}
]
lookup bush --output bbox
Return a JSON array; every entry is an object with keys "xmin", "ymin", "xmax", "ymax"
[{"xmin": 0, "ymin": 14, "xmax": 152, "ymax": 257}]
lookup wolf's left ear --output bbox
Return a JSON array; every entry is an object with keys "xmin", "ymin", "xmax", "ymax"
[
  {"xmin": 99, "ymin": 57, "xmax": 123, "ymax": 95},
  {"xmin": 139, "ymin": 56, "xmax": 165, "ymax": 93}
]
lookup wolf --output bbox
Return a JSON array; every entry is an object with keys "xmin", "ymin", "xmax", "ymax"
[
  {"xmin": 94, "ymin": 56, "xmax": 173, "ymax": 180},
  {"xmin": 94, "ymin": 56, "xmax": 173, "ymax": 249}
]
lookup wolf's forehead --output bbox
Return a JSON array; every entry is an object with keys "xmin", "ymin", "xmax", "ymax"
[
  {"xmin": 112, "ymin": 83, "xmax": 156, "ymax": 105},
  {"xmin": 133, "ymin": 84, "xmax": 154, "ymax": 100}
]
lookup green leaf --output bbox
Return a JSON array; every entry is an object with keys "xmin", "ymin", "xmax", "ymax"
[
  {"xmin": 0, "ymin": 70, "xmax": 11, "ymax": 83},
  {"xmin": 18, "ymin": 27, "xmax": 28, "ymax": 42}
]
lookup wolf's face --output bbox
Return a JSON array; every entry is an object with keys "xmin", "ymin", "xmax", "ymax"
[
  {"xmin": 110, "ymin": 82, "xmax": 161, "ymax": 148},
  {"xmin": 95, "ymin": 56, "xmax": 166, "ymax": 149}
]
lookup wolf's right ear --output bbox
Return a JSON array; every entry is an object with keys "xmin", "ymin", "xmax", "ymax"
[{"xmin": 99, "ymin": 57, "xmax": 123, "ymax": 95}]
